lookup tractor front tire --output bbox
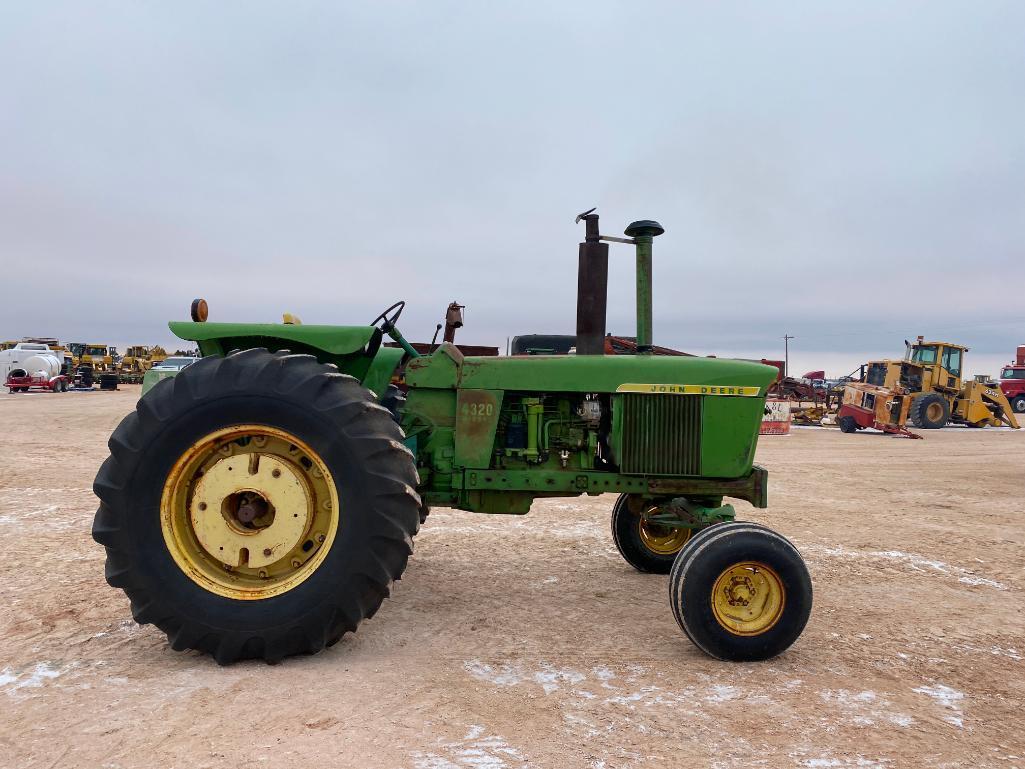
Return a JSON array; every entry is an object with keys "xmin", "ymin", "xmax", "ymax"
[
  {"xmin": 92, "ymin": 349, "xmax": 421, "ymax": 664},
  {"xmin": 838, "ymin": 415, "xmax": 858, "ymax": 433},
  {"xmin": 612, "ymin": 494, "xmax": 696, "ymax": 574},
  {"xmin": 1012, "ymin": 395, "xmax": 1025, "ymax": 414},
  {"xmin": 669, "ymin": 521, "xmax": 812, "ymax": 661},
  {"xmin": 910, "ymin": 393, "xmax": 949, "ymax": 429}
]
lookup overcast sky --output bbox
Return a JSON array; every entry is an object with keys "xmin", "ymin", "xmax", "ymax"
[{"xmin": 2, "ymin": 2, "xmax": 1023, "ymax": 376}]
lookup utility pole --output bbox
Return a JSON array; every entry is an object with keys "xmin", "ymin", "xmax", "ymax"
[{"xmin": 783, "ymin": 334, "xmax": 795, "ymax": 378}]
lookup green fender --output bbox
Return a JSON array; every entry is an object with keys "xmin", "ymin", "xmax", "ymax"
[{"xmin": 168, "ymin": 321, "xmax": 403, "ymax": 397}]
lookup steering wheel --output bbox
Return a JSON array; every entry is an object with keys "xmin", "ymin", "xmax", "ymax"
[{"xmin": 370, "ymin": 301, "xmax": 406, "ymax": 330}]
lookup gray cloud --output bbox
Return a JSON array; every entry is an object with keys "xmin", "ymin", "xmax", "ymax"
[{"xmin": 2, "ymin": 2, "xmax": 1023, "ymax": 375}]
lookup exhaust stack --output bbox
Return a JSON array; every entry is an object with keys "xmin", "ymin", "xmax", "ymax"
[{"xmin": 575, "ymin": 209, "xmax": 609, "ymax": 355}]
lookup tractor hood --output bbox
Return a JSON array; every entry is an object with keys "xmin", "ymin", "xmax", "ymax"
[{"xmin": 406, "ymin": 345, "xmax": 778, "ymax": 394}]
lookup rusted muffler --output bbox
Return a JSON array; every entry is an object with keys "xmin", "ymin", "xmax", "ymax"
[{"xmin": 575, "ymin": 209, "xmax": 609, "ymax": 355}]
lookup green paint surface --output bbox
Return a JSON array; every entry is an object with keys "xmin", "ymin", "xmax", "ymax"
[
  {"xmin": 440, "ymin": 353, "xmax": 776, "ymax": 393},
  {"xmin": 169, "ymin": 322, "xmax": 378, "ymax": 356},
  {"xmin": 168, "ymin": 321, "xmax": 399, "ymax": 397}
]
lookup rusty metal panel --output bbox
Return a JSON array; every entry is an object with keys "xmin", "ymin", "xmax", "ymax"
[
  {"xmin": 454, "ymin": 389, "xmax": 503, "ymax": 469},
  {"xmin": 575, "ymin": 240, "xmax": 609, "ymax": 355}
]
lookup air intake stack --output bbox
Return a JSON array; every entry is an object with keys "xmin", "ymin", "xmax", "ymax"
[{"xmin": 624, "ymin": 219, "xmax": 665, "ymax": 354}]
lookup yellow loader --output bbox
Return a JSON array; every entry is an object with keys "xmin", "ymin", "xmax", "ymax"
[{"xmin": 863, "ymin": 337, "xmax": 1018, "ymax": 429}]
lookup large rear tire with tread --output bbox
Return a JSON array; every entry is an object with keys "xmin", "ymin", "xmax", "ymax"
[
  {"xmin": 669, "ymin": 521, "xmax": 812, "ymax": 661},
  {"xmin": 379, "ymin": 384, "xmax": 428, "ymax": 524},
  {"xmin": 92, "ymin": 348, "xmax": 421, "ymax": 664},
  {"xmin": 909, "ymin": 393, "xmax": 949, "ymax": 429},
  {"xmin": 380, "ymin": 384, "xmax": 406, "ymax": 423}
]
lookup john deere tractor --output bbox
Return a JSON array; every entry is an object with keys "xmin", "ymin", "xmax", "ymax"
[{"xmin": 92, "ymin": 211, "xmax": 812, "ymax": 665}]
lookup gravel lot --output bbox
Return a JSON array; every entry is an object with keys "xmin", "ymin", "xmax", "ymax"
[{"xmin": 1, "ymin": 386, "xmax": 1023, "ymax": 768}]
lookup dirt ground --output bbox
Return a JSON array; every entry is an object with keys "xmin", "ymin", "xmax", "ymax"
[{"xmin": 1, "ymin": 386, "xmax": 1023, "ymax": 769}]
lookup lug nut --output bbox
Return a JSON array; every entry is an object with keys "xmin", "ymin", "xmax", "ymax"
[
  {"xmin": 263, "ymin": 548, "xmax": 273, "ymax": 557},
  {"xmin": 259, "ymin": 570, "xmax": 268, "ymax": 579},
  {"xmin": 316, "ymin": 533, "xmax": 325, "ymax": 543},
  {"xmin": 291, "ymin": 559, "xmax": 301, "ymax": 568}
]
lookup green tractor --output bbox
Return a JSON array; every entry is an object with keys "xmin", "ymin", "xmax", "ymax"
[{"xmin": 92, "ymin": 210, "xmax": 811, "ymax": 664}]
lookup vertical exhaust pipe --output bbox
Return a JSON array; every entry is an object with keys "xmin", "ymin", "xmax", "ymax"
[
  {"xmin": 443, "ymin": 302, "xmax": 464, "ymax": 343},
  {"xmin": 575, "ymin": 209, "xmax": 609, "ymax": 355}
]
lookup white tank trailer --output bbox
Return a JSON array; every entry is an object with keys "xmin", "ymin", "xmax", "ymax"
[{"xmin": 1, "ymin": 343, "xmax": 69, "ymax": 392}]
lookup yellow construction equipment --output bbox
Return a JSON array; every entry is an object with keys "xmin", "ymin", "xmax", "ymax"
[
  {"xmin": 863, "ymin": 336, "xmax": 1018, "ymax": 429},
  {"xmin": 79, "ymin": 344, "xmax": 116, "ymax": 373},
  {"xmin": 119, "ymin": 345, "xmax": 168, "ymax": 383}
]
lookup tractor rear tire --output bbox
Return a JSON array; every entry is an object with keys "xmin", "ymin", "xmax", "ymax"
[
  {"xmin": 838, "ymin": 415, "xmax": 858, "ymax": 433},
  {"xmin": 669, "ymin": 521, "xmax": 812, "ymax": 661},
  {"xmin": 612, "ymin": 494, "xmax": 696, "ymax": 574},
  {"xmin": 910, "ymin": 393, "xmax": 949, "ymax": 429},
  {"xmin": 1012, "ymin": 395, "xmax": 1025, "ymax": 414},
  {"xmin": 92, "ymin": 348, "xmax": 422, "ymax": 664},
  {"xmin": 380, "ymin": 384, "xmax": 406, "ymax": 423},
  {"xmin": 378, "ymin": 384, "xmax": 427, "ymax": 524}
]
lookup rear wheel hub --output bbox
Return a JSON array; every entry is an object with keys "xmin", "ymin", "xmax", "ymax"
[
  {"xmin": 161, "ymin": 425, "xmax": 339, "ymax": 600},
  {"xmin": 190, "ymin": 452, "xmax": 311, "ymax": 569}
]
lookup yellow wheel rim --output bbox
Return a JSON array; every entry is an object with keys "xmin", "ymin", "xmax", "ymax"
[
  {"xmin": 711, "ymin": 561, "xmax": 785, "ymax": 636},
  {"xmin": 926, "ymin": 402, "xmax": 944, "ymax": 422},
  {"xmin": 637, "ymin": 518, "xmax": 693, "ymax": 556},
  {"xmin": 160, "ymin": 424, "xmax": 339, "ymax": 600}
]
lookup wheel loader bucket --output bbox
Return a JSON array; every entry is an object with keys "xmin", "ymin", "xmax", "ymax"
[{"xmin": 957, "ymin": 381, "xmax": 1020, "ymax": 428}]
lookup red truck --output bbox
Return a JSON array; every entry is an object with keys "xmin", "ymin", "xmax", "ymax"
[{"xmin": 999, "ymin": 345, "xmax": 1025, "ymax": 414}]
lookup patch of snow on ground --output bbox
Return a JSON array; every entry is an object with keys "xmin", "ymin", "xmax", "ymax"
[
  {"xmin": 0, "ymin": 662, "xmax": 64, "ymax": 694},
  {"xmin": 804, "ymin": 544, "xmax": 1006, "ymax": 590},
  {"xmin": 819, "ymin": 689, "xmax": 914, "ymax": 728},
  {"xmin": 413, "ymin": 724, "xmax": 530, "ymax": 769},
  {"xmin": 912, "ymin": 684, "xmax": 965, "ymax": 728},
  {"xmin": 464, "ymin": 660, "xmax": 525, "ymax": 687},
  {"xmin": 532, "ymin": 663, "xmax": 585, "ymax": 694},
  {"xmin": 705, "ymin": 684, "xmax": 741, "ymax": 703}
]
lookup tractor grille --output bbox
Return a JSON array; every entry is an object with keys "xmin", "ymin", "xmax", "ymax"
[{"xmin": 619, "ymin": 394, "xmax": 702, "ymax": 475}]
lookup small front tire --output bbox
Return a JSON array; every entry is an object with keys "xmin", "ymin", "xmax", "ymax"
[
  {"xmin": 669, "ymin": 522, "xmax": 812, "ymax": 661},
  {"xmin": 838, "ymin": 415, "xmax": 858, "ymax": 433}
]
